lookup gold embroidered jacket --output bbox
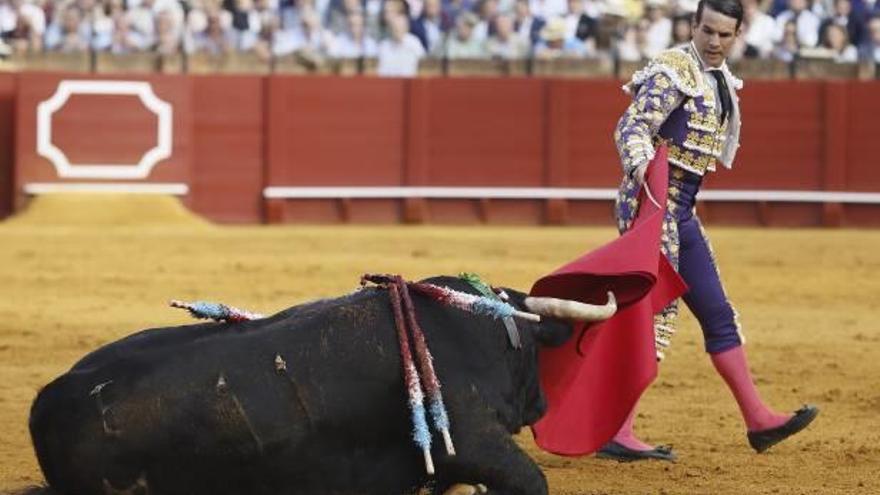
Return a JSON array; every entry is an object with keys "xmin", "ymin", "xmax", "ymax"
[{"xmin": 614, "ymin": 45, "xmax": 742, "ymax": 177}]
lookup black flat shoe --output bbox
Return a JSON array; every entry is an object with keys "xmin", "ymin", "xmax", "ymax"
[
  {"xmin": 596, "ymin": 441, "xmax": 677, "ymax": 462},
  {"xmin": 747, "ymin": 404, "xmax": 820, "ymax": 453}
]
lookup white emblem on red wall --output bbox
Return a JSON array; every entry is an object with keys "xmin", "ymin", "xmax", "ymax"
[{"xmin": 36, "ymin": 80, "xmax": 173, "ymax": 179}]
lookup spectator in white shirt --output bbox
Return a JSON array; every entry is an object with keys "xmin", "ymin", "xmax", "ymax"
[
  {"xmin": 774, "ymin": 0, "xmax": 821, "ymax": 48},
  {"xmin": 642, "ymin": 0, "xmax": 672, "ymax": 57},
  {"xmin": 377, "ymin": 13, "xmax": 425, "ymax": 75},
  {"xmin": 739, "ymin": 0, "xmax": 776, "ymax": 57}
]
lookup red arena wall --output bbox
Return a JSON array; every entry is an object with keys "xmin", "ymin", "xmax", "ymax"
[
  {"xmin": 0, "ymin": 74, "xmax": 16, "ymax": 219},
  {"xmin": 2, "ymin": 73, "xmax": 879, "ymax": 227},
  {"xmin": 190, "ymin": 75, "xmax": 266, "ymax": 223}
]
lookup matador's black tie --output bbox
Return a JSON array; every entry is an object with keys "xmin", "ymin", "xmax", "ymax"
[{"xmin": 709, "ymin": 69, "xmax": 733, "ymax": 126}]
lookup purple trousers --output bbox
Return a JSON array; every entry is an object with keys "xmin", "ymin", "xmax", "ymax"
[{"xmin": 615, "ymin": 166, "xmax": 744, "ymax": 356}]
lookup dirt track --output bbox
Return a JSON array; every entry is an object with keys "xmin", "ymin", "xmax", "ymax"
[{"xmin": 1, "ymin": 195, "xmax": 878, "ymax": 494}]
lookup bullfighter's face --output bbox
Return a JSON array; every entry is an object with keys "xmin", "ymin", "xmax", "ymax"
[{"xmin": 692, "ymin": 6, "xmax": 740, "ymax": 68}]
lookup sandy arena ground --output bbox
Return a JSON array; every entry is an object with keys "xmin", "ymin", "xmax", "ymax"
[{"xmin": 1, "ymin": 195, "xmax": 878, "ymax": 494}]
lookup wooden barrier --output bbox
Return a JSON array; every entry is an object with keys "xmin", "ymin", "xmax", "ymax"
[
  {"xmin": 730, "ymin": 58, "xmax": 792, "ymax": 80},
  {"xmin": 94, "ymin": 52, "xmax": 161, "ymax": 74},
  {"xmin": 0, "ymin": 52, "xmax": 91, "ymax": 73},
  {"xmin": 531, "ymin": 57, "xmax": 614, "ymax": 78},
  {"xmin": 795, "ymin": 59, "xmax": 859, "ymax": 80},
  {"xmin": 186, "ymin": 51, "xmax": 271, "ymax": 75},
  {"xmin": 4, "ymin": 73, "xmax": 880, "ymax": 226}
]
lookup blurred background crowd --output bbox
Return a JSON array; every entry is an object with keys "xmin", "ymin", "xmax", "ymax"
[{"xmin": 0, "ymin": 0, "xmax": 878, "ymax": 75}]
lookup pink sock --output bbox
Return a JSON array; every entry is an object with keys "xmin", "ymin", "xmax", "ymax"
[
  {"xmin": 611, "ymin": 403, "xmax": 655, "ymax": 451},
  {"xmin": 710, "ymin": 345, "xmax": 791, "ymax": 432}
]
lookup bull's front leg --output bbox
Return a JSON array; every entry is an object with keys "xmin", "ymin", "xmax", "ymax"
[{"xmin": 431, "ymin": 411, "xmax": 547, "ymax": 495}]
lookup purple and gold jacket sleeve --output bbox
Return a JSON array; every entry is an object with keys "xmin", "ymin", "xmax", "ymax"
[{"xmin": 613, "ymin": 72, "xmax": 685, "ymax": 178}]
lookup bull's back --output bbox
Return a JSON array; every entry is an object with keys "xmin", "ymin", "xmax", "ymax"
[{"xmin": 29, "ymin": 288, "xmax": 416, "ymax": 494}]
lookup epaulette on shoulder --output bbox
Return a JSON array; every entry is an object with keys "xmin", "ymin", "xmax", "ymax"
[{"xmin": 625, "ymin": 48, "xmax": 702, "ymax": 98}]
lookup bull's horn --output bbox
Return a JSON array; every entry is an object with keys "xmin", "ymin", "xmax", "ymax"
[{"xmin": 523, "ymin": 292, "xmax": 616, "ymax": 322}]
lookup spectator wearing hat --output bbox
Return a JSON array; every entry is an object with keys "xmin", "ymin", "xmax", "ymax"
[{"xmin": 534, "ymin": 15, "xmax": 588, "ymax": 57}]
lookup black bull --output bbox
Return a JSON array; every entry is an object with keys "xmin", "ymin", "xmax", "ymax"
[{"xmin": 29, "ymin": 277, "xmax": 577, "ymax": 495}]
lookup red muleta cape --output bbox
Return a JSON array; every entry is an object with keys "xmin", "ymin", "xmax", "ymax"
[{"xmin": 529, "ymin": 146, "xmax": 688, "ymax": 456}]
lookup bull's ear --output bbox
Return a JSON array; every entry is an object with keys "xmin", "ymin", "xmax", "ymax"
[{"xmin": 535, "ymin": 320, "xmax": 574, "ymax": 347}]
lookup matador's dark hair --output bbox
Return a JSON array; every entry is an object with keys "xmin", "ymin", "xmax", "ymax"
[{"xmin": 695, "ymin": 0, "xmax": 744, "ymax": 30}]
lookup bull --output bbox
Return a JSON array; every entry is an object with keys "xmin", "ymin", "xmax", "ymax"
[{"xmin": 28, "ymin": 276, "xmax": 615, "ymax": 495}]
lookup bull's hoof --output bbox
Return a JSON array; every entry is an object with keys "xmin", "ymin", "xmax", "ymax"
[{"xmin": 442, "ymin": 483, "xmax": 488, "ymax": 495}]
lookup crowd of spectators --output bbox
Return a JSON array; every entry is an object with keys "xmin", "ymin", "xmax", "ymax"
[{"xmin": 1, "ymin": 0, "xmax": 878, "ymax": 75}]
